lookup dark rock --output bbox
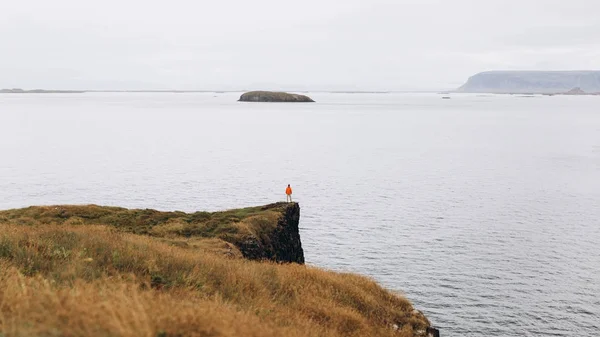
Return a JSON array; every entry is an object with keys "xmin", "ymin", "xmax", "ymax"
[
  {"xmin": 426, "ymin": 327, "xmax": 440, "ymax": 337},
  {"xmin": 236, "ymin": 202, "xmax": 305, "ymax": 264}
]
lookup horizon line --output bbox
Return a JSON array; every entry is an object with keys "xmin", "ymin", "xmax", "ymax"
[{"xmin": 0, "ymin": 88, "xmax": 450, "ymax": 94}]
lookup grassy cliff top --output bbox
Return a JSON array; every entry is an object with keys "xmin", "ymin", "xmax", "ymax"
[
  {"xmin": 0, "ymin": 203, "xmax": 288, "ymax": 236},
  {"xmin": 0, "ymin": 203, "xmax": 303, "ymax": 263},
  {"xmin": 0, "ymin": 203, "xmax": 431, "ymax": 336}
]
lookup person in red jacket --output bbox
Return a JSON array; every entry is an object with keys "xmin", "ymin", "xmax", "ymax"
[{"xmin": 286, "ymin": 184, "xmax": 293, "ymax": 202}]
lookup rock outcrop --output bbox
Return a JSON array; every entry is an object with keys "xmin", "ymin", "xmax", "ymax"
[
  {"xmin": 239, "ymin": 91, "xmax": 315, "ymax": 102},
  {"xmin": 237, "ymin": 202, "xmax": 304, "ymax": 263},
  {"xmin": 457, "ymin": 71, "xmax": 600, "ymax": 94}
]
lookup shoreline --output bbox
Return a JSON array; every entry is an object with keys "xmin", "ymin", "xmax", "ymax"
[{"xmin": 0, "ymin": 202, "xmax": 438, "ymax": 337}]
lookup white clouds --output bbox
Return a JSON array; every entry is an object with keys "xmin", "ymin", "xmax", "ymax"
[{"xmin": 1, "ymin": 0, "xmax": 599, "ymax": 90}]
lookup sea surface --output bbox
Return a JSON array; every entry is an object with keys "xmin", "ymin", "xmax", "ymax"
[{"xmin": 1, "ymin": 92, "xmax": 599, "ymax": 336}]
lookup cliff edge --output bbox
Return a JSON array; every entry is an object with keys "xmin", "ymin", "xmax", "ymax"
[{"xmin": 237, "ymin": 202, "xmax": 304, "ymax": 263}]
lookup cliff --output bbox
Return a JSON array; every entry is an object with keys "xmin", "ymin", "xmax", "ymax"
[
  {"xmin": 236, "ymin": 202, "xmax": 304, "ymax": 263},
  {"xmin": 0, "ymin": 202, "xmax": 436, "ymax": 336},
  {"xmin": 457, "ymin": 71, "xmax": 600, "ymax": 93},
  {"xmin": 0, "ymin": 202, "xmax": 304, "ymax": 263},
  {"xmin": 239, "ymin": 91, "xmax": 315, "ymax": 102}
]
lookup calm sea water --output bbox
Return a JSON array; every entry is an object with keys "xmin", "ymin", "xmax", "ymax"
[{"xmin": 1, "ymin": 92, "xmax": 599, "ymax": 336}]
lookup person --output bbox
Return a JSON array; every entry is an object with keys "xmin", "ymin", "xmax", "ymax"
[{"xmin": 285, "ymin": 184, "xmax": 293, "ymax": 202}]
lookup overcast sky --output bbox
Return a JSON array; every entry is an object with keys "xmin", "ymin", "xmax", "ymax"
[{"xmin": 1, "ymin": 0, "xmax": 599, "ymax": 91}]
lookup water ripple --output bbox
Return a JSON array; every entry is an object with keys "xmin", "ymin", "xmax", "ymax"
[{"xmin": 1, "ymin": 93, "xmax": 599, "ymax": 336}]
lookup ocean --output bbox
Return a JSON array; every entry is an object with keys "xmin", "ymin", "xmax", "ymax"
[{"xmin": 1, "ymin": 92, "xmax": 599, "ymax": 336}]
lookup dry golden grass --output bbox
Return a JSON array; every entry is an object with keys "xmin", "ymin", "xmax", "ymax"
[
  {"xmin": 0, "ymin": 204, "xmax": 284, "ymax": 239},
  {"xmin": 0, "ymin": 204, "xmax": 296, "ymax": 262},
  {"xmin": 0, "ymin": 223, "xmax": 429, "ymax": 337}
]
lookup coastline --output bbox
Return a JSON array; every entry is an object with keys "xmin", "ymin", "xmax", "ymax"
[{"xmin": 0, "ymin": 202, "xmax": 437, "ymax": 337}]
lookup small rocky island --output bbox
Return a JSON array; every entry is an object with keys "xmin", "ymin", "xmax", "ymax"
[{"xmin": 239, "ymin": 91, "xmax": 315, "ymax": 102}]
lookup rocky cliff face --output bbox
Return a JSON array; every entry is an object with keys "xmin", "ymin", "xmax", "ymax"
[
  {"xmin": 457, "ymin": 71, "xmax": 600, "ymax": 93},
  {"xmin": 237, "ymin": 202, "xmax": 305, "ymax": 264},
  {"xmin": 239, "ymin": 91, "xmax": 315, "ymax": 102}
]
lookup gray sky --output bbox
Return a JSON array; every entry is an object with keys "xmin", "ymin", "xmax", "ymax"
[{"xmin": 1, "ymin": 0, "xmax": 599, "ymax": 91}]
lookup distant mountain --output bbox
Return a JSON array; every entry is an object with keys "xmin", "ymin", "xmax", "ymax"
[
  {"xmin": 456, "ymin": 71, "xmax": 600, "ymax": 94},
  {"xmin": 564, "ymin": 87, "xmax": 587, "ymax": 95},
  {"xmin": 0, "ymin": 88, "xmax": 84, "ymax": 94}
]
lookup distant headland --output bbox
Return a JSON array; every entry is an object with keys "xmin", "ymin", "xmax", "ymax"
[
  {"xmin": 239, "ymin": 91, "xmax": 315, "ymax": 102},
  {"xmin": 456, "ymin": 71, "xmax": 600, "ymax": 94},
  {"xmin": 0, "ymin": 88, "xmax": 85, "ymax": 94}
]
